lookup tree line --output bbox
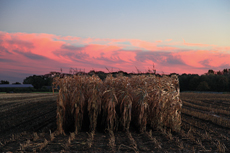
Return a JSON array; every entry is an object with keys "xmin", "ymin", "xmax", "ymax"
[
  {"xmin": 1, "ymin": 68, "xmax": 230, "ymax": 92},
  {"xmin": 0, "ymin": 75, "xmax": 53, "ymax": 92},
  {"xmin": 179, "ymin": 73, "xmax": 229, "ymax": 92}
]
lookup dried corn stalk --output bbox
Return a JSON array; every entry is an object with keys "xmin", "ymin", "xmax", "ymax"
[
  {"xmin": 53, "ymin": 73, "xmax": 182, "ymax": 133},
  {"xmin": 146, "ymin": 75, "xmax": 182, "ymax": 132},
  {"xmin": 130, "ymin": 75, "xmax": 149, "ymax": 133},
  {"xmin": 101, "ymin": 74, "xmax": 118, "ymax": 131},
  {"xmin": 115, "ymin": 75, "xmax": 132, "ymax": 131},
  {"xmin": 85, "ymin": 75, "xmax": 102, "ymax": 132}
]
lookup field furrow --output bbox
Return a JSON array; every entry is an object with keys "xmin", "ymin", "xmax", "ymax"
[
  {"xmin": 183, "ymin": 100, "xmax": 230, "ymax": 118},
  {"xmin": 0, "ymin": 95, "xmax": 57, "ymax": 113},
  {"xmin": 0, "ymin": 92, "xmax": 229, "ymax": 152},
  {"xmin": 115, "ymin": 131, "xmax": 135, "ymax": 152},
  {"xmin": 182, "ymin": 113, "xmax": 230, "ymax": 152}
]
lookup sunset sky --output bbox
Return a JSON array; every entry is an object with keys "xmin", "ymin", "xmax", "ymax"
[{"xmin": 0, "ymin": 0, "xmax": 230, "ymax": 83}]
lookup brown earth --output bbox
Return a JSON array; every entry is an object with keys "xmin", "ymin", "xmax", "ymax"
[{"xmin": 0, "ymin": 92, "xmax": 229, "ymax": 152}]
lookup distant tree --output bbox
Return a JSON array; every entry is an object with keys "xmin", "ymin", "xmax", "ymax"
[
  {"xmin": 45, "ymin": 77, "xmax": 53, "ymax": 86},
  {"xmin": 216, "ymin": 76, "xmax": 228, "ymax": 92},
  {"xmin": 178, "ymin": 74, "xmax": 190, "ymax": 91},
  {"xmin": 208, "ymin": 69, "xmax": 214, "ymax": 74},
  {"xmin": 88, "ymin": 70, "xmax": 96, "ymax": 76},
  {"xmin": 228, "ymin": 75, "xmax": 230, "ymax": 91},
  {"xmin": 117, "ymin": 70, "xmax": 128, "ymax": 76},
  {"xmin": 95, "ymin": 71, "xmax": 107, "ymax": 81},
  {"xmin": 217, "ymin": 71, "xmax": 223, "ymax": 75},
  {"xmin": 196, "ymin": 81, "xmax": 210, "ymax": 91},
  {"xmin": 199, "ymin": 75, "xmax": 210, "ymax": 83},
  {"xmin": 23, "ymin": 76, "xmax": 34, "ymax": 84},
  {"xmin": 12, "ymin": 82, "xmax": 21, "ymax": 84},
  {"xmin": 223, "ymin": 69, "xmax": 229, "ymax": 74},
  {"xmin": 0, "ymin": 80, "xmax": 9, "ymax": 84},
  {"xmin": 188, "ymin": 75, "xmax": 199, "ymax": 91},
  {"xmin": 23, "ymin": 75, "xmax": 45, "ymax": 89}
]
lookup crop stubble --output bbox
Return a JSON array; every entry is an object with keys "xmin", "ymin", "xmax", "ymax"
[{"xmin": 0, "ymin": 90, "xmax": 230, "ymax": 152}]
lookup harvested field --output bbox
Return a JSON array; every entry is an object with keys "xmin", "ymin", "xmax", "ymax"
[{"xmin": 0, "ymin": 92, "xmax": 230, "ymax": 152}]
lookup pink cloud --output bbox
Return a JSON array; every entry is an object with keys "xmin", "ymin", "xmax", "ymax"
[
  {"xmin": 1, "ymin": 31, "xmax": 230, "ymax": 83},
  {"xmin": 183, "ymin": 39, "xmax": 216, "ymax": 47},
  {"xmin": 174, "ymin": 50, "xmax": 230, "ymax": 68},
  {"xmin": 83, "ymin": 44, "xmax": 122, "ymax": 59},
  {"xmin": 129, "ymin": 39, "xmax": 157, "ymax": 50},
  {"xmin": 155, "ymin": 40, "xmax": 162, "ymax": 43}
]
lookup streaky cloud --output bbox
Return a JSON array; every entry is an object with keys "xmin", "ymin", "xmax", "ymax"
[
  {"xmin": 0, "ymin": 31, "xmax": 230, "ymax": 83},
  {"xmin": 13, "ymin": 50, "xmax": 48, "ymax": 60}
]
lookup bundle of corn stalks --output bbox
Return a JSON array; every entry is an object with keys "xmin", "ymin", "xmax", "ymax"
[
  {"xmin": 129, "ymin": 75, "xmax": 149, "ymax": 133},
  {"xmin": 100, "ymin": 74, "xmax": 119, "ymax": 131},
  {"xmin": 84, "ymin": 75, "xmax": 103, "ymax": 132},
  {"xmin": 146, "ymin": 75, "xmax": 182, "ymax": 132},
  {"xmin": 53, "ymin": 73, "xmax": 182, "ymax": 134},
  {"xmin": 53, "ymin": 75, "xmax": 87, "ymax": 134},
  {"xmin": 115, "ymin": 74, "xmax": 132, "ymax": 131}
]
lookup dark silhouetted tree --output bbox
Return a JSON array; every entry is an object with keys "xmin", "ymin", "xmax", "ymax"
[
  {"xmin": 196, "ymin": 81, "xmax": 210, "ymax": 91},
  {"xmin": 216, "ymin": 76, "xmax": 228, "ymax": 92},
  {"xmin": 223, "ymin": 69, "xmax": 229, "ymax": 74},
  {"xmin": 208, "ymin": 69, "xmax": 214, "ymax": 74},
  {"xmin": 12, "ymin": 82, "xmax": 21, "ymax": 84},
  {"xmin": 217, "ymin": 71, "xmax": 223, "ymax": 75},
  {"xmin": 188, "ymin": 75, "xmax": 199, "ymax": 91},
  {"xmin": 23, "ymin": 75, "xmax": 45, "ymax": 89},
  {"xmin": 0, "ymin": 80, "xmax": 9, "ymax": 84}
]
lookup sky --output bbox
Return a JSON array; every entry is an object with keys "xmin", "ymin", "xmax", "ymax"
[{"xmin": 0, "ymin": 0, "xmax": 230, "ymax": 83}]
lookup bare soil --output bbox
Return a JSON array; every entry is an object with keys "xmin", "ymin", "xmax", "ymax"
[{"xmin": 0, "ymin": 92, "xmax": 229, "ymax": 152}]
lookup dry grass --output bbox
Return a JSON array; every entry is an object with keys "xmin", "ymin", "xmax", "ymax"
[
  {"xmin": 108, "ymin": 129, "xmax": 116, "ymax": 151},
  {"xmin": 33, "ymin": 132, "xmax": 39, "ymax": 141},
  {"xmin": 53, "ymin": 74, "xmax": 182, "ymax": 134}
]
